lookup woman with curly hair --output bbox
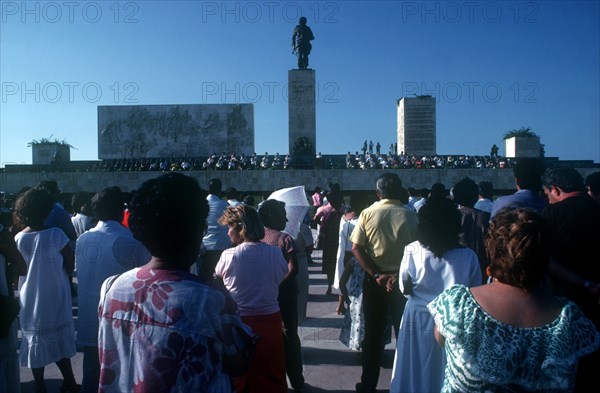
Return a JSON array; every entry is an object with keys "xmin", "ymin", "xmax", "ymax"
[
  {"xmin": 429, "ymin": 208, "xmax": 600, "ymax": 392},
  {"xmin": 14, "ymin": 188, "xmax": 79, "ymax": 393},
  {"xmin": 390, "ymin": 196, "xmax": 482, "ymax": 393}
]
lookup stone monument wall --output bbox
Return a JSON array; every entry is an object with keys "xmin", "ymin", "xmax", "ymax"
[
  {"xmin": 5, "ymin": 167, "xmax": 598, "ymax": 195},
  {"xmin": 98, "ymin": 104, "xmax": 254, "ymax": 159}
]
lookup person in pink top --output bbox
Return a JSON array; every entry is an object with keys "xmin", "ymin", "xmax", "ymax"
[
  {"xmin": 216, "ymin": 204, "xmax": 289, "ymax": 393},
  {"xmin": 310, "ymin": 186, "xmax": 323, "ymax": 223},
  {"xmin": 312, "ymin": 187, "xmax": 323, "ymax": 208}
]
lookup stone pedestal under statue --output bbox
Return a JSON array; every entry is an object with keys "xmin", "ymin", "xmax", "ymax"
[{"xmin": 288, "ymin": 69, "xmax": 316, "ymax": 169}]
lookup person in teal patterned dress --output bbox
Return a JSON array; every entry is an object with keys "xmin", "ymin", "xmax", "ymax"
[{"xmin": 429, "ymin": 208, "xmax": 600, "ymax": 392}]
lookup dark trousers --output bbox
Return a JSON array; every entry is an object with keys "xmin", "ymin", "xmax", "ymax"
[
  {"xmin": 279, "ymin": 294, "xmax": 304, "ymax": 390},
  {"xmin": 322, "ymin": 241, "xmax": 338, "ymax": 286},
  {"xmin": 81, "ymin": 346, "xmax": 99, "ymax": 393},
  {"xmin": 360, "ymin": 275, "xmax": 405, "ymax": 392},
  {"xmin": 575, "ymin": 306, "xmax": 600, "ymax": 392},
  {"xmin": 200, "ymin": 250, "xmax": 224, "ymax": 281}
]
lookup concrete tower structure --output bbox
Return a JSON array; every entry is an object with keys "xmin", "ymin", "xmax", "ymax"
[
  {"xmin": 397, "ymin": 96, "xmax": 436, "ymax": 156},
  {"xmin": 288, "ymin": 69, "xmax": 316, "ymax": 168}
]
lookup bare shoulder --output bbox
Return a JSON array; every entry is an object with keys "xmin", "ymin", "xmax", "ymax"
[{"xmin": 471, "ymin": 283, "xmax": 562, "ymax": 328}]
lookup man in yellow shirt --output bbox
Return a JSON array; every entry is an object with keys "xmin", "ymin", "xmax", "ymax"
[{"xmin": 351, "ymin": 173, "xmax": 418, "ymax": 393}]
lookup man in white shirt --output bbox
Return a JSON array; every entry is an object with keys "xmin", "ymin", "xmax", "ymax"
[
  {"xmin": 474, "ymin": 180, "xmax": 494, "ymax": 213},
  {"xmin": 407, "ymin": 187, "xmax": 421, "ymax": 211},
  {"xmin": 75, "ymin": 186, "xmax": 150, "ymax": 393},
  {"xmin": 225, "ymin": 186, "xmax": 242, "ymax": 207},
  {"xmin": 71, "ymin": 191, "xmax": 95, "ymax": 238},
  {"xmin": 200, "ymin": 178, "xmax": 231, "ymax": 281},
  {"xmin": 412, "ymin": 188, "xmax": 429, "ymax": 212}
]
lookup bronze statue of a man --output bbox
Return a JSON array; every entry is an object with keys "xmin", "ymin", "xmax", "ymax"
[{"xmin": 292, "ymin": 17, "xmax": 315, "ymax": 70}]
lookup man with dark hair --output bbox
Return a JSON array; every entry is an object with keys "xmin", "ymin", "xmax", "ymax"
[
  {"xmin": 36, "ymin": 179, "xmax": 77, "ymax": 242},
  {"xmin": 75, "ymin": 186, "xmax": 150, "ymax": 393},
  {"xmin": 490, "ymin": 157, "xmax": 547, "ymax": 218},
  {"xmin": 474, "ymin": 180, "xmax": 494, "ymax": 213},
  {"xmin": 225, "ymin": 187, "xmax": 242, "ymax": 207},
  {"xmin": 541, "ymin": 167, "xmax": 600, "ymax": 392},
  {"xmin": 242, "ymin": 194, "xmax": 255, "ymax": 207},
  {"xmin": 413, "ymin": 187, "xmax": 429, "ymax": 212},
  {"xmin": 36, "ymin": 179, "xmax": 78, "ymax": 293},
  {"xmin": 200, "ymin": 178, "xmax": 231, "ymax": 280},
  {"xmin": 429, "ymin": 183, "xmax": 447, "ymax": 200},
  {"xmin": 350, "ymin": 173, "xmax": 418, "ymax": 393},
  {"xmin": 292, "ymin": 16, "xmax": 314, "ymax": 70},
  {"xmin": 71, "ymin": 191, "xmax": 94, "ymax": 238}
]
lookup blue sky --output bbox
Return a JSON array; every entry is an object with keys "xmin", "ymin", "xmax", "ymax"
[{"xmin": 1, "ymin": 0, "xmax": 599, "ymax": 166}]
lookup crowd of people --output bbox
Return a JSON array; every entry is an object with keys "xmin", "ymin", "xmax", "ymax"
[
  {"xmin": 344, "ymin": 151, "xmax": 515, "ymax": 170},
  {"xmin": 84, "ymin": 152, "xmax": 295, "ymax": 173},
  {"xmin": 3, "ymin": 148, "xmax": 523, "ymax": 174},
  {"xmin": 1, "ymin": 163, "xmax": 600, "ymax": 393},
  {"xmin": 83, "ymin": 151, "xmax": 515, "ymax": 173},
  {"xmin": 313, "ymin": 164, "xmax": 600, "ymax": 393}
]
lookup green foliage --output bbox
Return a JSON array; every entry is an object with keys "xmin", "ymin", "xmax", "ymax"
[
  {"xmin": 27, "ymin": 134, "xmax": 75, "ymax": 149},
  {"xmin": 502, "ymin": 127, "xmax": 538, "ymax": 140}
]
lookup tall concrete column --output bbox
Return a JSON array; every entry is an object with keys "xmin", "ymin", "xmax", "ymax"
[{"xmin": 288, "ymin": 69, "xmax": 316, "ymax": 168}]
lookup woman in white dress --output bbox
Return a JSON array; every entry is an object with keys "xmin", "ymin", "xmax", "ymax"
[
  {"xmin": 333, "ymin": 200, "xmax": 357, "ymax": 315},
  {"xmin": 14, "ymin": 188, "xmax": 79, "ymax": 393},
  {"xmin": 390, "ymin": 197, "xmax": 482, "ymax": 393},
  {"xmin": 0, "ymin": 221, "xmax": 27, "ymax": 393}
]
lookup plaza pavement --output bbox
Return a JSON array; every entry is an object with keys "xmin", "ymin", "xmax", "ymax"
[{"xmin": 18, "ymin": 249, "xmax": 395, "ymax": 393}]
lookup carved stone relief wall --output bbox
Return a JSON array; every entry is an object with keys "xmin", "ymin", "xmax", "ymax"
[{"xmin": 98, "ymin": 104, "xmax": 254, "ymax": 159}]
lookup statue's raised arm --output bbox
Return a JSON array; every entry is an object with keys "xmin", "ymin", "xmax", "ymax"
[{"xmin": 292, "ymin": 17, "xmax": 314, "ymax": 70}]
